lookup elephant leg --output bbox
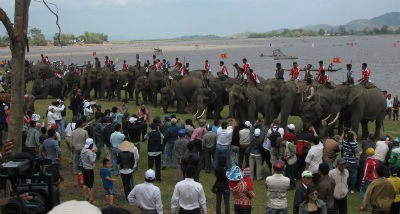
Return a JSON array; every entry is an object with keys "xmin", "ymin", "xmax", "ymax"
[
  {"xmin": 374, "ymin": 118, "xmax": 383, "ymax": 139},
  {"xmin": 360, "ymin": 120, "xmax": 369, "ymax": 139}
]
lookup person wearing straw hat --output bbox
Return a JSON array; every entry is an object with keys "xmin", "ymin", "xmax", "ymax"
[
  {"xmin": 128, "ymin": 169, "xmax": 163, "ymax": 214},
  {"xmin": 80, "ymin": 138, "xmax": 97, "ymax": 203},
  {"xmin": 227, "ymin": 165, "xmax": 255, "ymax": 213},
  {"xmin": 118, "ymin": 140, "xmax": 139, "ymax": 200}
]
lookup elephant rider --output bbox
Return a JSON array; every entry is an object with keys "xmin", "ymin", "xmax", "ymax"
[
  {"xmin": 104, "ymin": 56, "xmax": 111, "ymax": 67},
  {"xmin": 317, "ymin": 60, "xmax": 325, "ymax": 78},
  {"xmin": 156, "ymin": 59, "xmax": 164, "ymax": 72},
  {"xmin": 358, "ymin": 62, "xmax": 370, "ymax": 85},
  {"xmin": 248, "ymin": 69, "xmax": 260, "ymax": 88},
  {"xmin": 304, "ymin": 78, "xmax": 314, "ymax": 102},
  {"xmin": 122, "ymin": 60, "xmax": 129, "ymax": 71},
  {"xmin": 201, "ymin": 70, "xmax": 211, "ymax": 90},
  {"xmin": 233, "ymin": 63, "xmax": 244, "ymax": 79},
  {"xmin": 219, "ymin": 61, "xmax": 228, "ymax": 77},
  {"xmin": 204, "ymin": 60, "xmax": 211, "ymax": 73},
  {"xmin": 345, "ymin": 64, "xmax": 354, "ymax": 85},
  {"xmin": 144, "ymin": 63, "xmax": 150, "ymax": 77},
  {"xmin": 242, "ymin": 58, "xmax": 250, "ymax": 74},
  {"xmin": 317, "ymin": 69, "xmax": 329, "ymax": 86},
  {"xmin": 290, "ymin": 62, "xmax": 301, "ymax": 92},
  {"xmin": 174, "ymin": 57, "xmax": 181, "ymax": 69},
  {"xmin": 86, "ymin": 61, "xmax": 93, "ymax": 70},
  {"xmin": 275, "ymin": 63, "xmax": 284, "ymax": 80},
  {"xmin": 303, "ymin": 64, "xmax": 313, "ymax": 80},
  {"xmin": 94, "ymin": 57, "xmax": 101, "ymax": 70}
]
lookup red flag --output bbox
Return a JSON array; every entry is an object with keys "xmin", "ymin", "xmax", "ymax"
[
  {"xmin": 220, "ymin": 53, "xmax": 227, "ymax": 59},
  {"xmin": 394, "ymin": 43, "xmax": 397, "ymax": 48},
  {"xmin": 92, "ymin": 51, "xmax": 96, "ymax": 56},
  {"xmin": 332, "ymin": 57, "xmax": 342, "ymax": 63}
]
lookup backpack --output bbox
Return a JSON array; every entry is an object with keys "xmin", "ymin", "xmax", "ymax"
[
  {"xmin": 103, "ymin": 124, "xmax": 115, "ymax": 147},
  {"xmin": 268, "ymin": 127, "xmax": 281, "ymax": 148}
]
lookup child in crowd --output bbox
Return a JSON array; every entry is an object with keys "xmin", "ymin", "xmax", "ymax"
[{"xmin": 100, "ymin": 158, "xmax": 117, "ymax": 205}]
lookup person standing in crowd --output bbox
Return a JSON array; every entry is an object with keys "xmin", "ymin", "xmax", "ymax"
[
  {"xmin": 126, "ymin": 116, "xmax": 142, "ymax": 151},
  {"xmin": 228, "ymin": 166, "xmax": 255, "ymax": 214},
  {"xmin": 202, "ymin": 124, "xmax": 217, "ymax": 173},
  {"xmin": 100, "ymin": 158, "xmax": 117, "ymax": 206},
  {"xmin": 71, "ymin": 120, "xmax": 88, "ymax": 175},
  {"xmin": 182, "ymin": 141, "xmax": 201, "ymax": 182},
  {"xmin": 305, "ymin": 135, "xmax": 323, "ymax": 184},
  {"xmin": 340, "ymin": 131, "xmax": 358, "ymax": 193},
  {"xmin": 51, "ymin": 100, "xmax": 65, "ymax": 138},
  {"xmin": 110, "ymin": 124, "xmax": 126, "ymax": 176},
  {"xmin": 25, "ymin": 120, "xmax": 39, "ymax": 156},
  {"xmin": 388, "ymin": 166, "xmax": 400, "ymax": 213},
  {"xmin": 171, "ymin": 165, "xmax": 207, "ymax": 214},
  {"xmin": 90, "ymin": 112, "xmax": 104, "ymax": 160},
  {"xmin": 299, "ymin": 185, "xmax": 327, "ymax": 214},
  {"xmin": 185, "ymin": 119, "xmax": 195, "ymax": 137},
  {"xmin": 215, "ymin": 118, "xmax": 236, "ymax": 169},
  {"xmin": 374, "ymin": 137, "xmax": 391, "ymax": 164},
  {"xmin": 230, "ymin": 122, "xmax": 241, "ymax": 167},
  {"xmin": 359, "ymin": 165, "xmax": 395, "ymax": 213},
  {"xmin": 144, "ymin": 123, "xmax": 164, "ymax": 182},
  {"xmin": 47, "ymin": 106, "xmax": 57, "ymax": 129},
  {"xmin": 137, "ymin": 103, "xmax": 150, "ymax": 141},
  {"xmin": 317, "ymin": 163, "xmax": 335, "ymax": 214},
  {"xmin": 282, "ymin": 133, "xmax": 297, "ymax": 189},
  {"xmin": 213, "ymin": 152, "xmax": 230, "ymax": 214},
  {"xmin": 248, "ymin": 128, "xmax": 263, "ymax": 181},
  {"xmin": 388, "ymin": 137, "xmax": 400, "ymax": 167},
  {"xmin": 163, "ymin": 118, "xmax": 180, "ymax": 170},
  {"xmin": 103, "ymin": 117, "xmax": 115, "ymax": 160},
  {"xmin": 359, "ymin": 134, "xmax": 376, "ymax": 184},
  {"xmin": 238, "ymin": 121, "xmax": 251, "ymax": 168},
  {"xmin": 361, "ymin": 148, "xmax": 379, "ymax": 199},
  {"xmin": 265, "ymin": 160, "xmax": 290, "ymax": 214},
  {"xmin": 175, "ymin": 129, "xmax": 189, "ymax": 181},
  {"xmin": 329, "ymin": 158, "xmax": 349, "ymax": 214},
  {"xmin": 128, "ymin": 169, "xmax": 163, "ymax": 214},
  {"xmin": 393, "ymin": 95, "xmax": 399, "ymax": 121},
  {"xmin": 322, "ymin": 135, "xmax": 340, "ymax": 170},
  {"xmin": 40, "ymin": 128, "xmax": 62, "ymax": 182},
  {"xmin": 294, "ymin": 170, "xmax": 313, "ymax": 214},
  {"xmin": 265, "ymin": 119, "xmax": 285, "ymax": 173},
  {"xmin": 80, "ymin": 138, "xmax": 96, "ymax": 204},
  {"xmin": 118, "ymin": 141, "xmax": 138, "ymax": 200}
]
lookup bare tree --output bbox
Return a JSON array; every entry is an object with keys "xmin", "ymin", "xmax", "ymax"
[{"xmin": 0, "ymin": 0, "xmax": 31, "ymax": 154}]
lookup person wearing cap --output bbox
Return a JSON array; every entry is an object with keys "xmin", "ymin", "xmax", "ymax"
[
  {"xmin": 388, "ymin": 166, "xmax": 400, "ymax": 213},
  {"xmin": 90, "ymin": 112, "xmax": 104, "ymax": 160},
  {"xmin": 328, "ymin": 158, "xmax": 349, "ymax": 214},
  {"xmin": 215, "ymin": 118, "xmax": 236, "ymax": 169},
  {"xmin": 46, "ymin": 106, "xmax": 57, "ymax": 129},
  {"xmin": 293, "ymin": 170, "xmax": 313, "ymax": 214},
  {"xmin": 388, "ymin": 137, "xmax": 400, "ymax": 168},
  {"xmin": 247, "ymin": 128, "xmax": 264, "ymax": 180},
  {"xmin": 359, "ymin": 165, "xmax": 395, "ymax": 213},
  {"xmin": 128, "ymin": 169, "xmax": 163, "ymax": 214},
  {"xmin": 305, "ymin": 135, "xmax": 323, "ymax": 184},
  {"xmin": 175, "ymin": 129, "xmax": 189, "ymax": 181},
  {"xmin": 265, "ymin": 160, "xmax": 290, "ymax": 213},
  {"xmin": 340, "ymin": 131, "xmax": 358, "ymax": 193},
  {"xmin": 144, "ymin": 123, "xmax": 164, "ymax": 182},
  {"xmin": 110, "ymin": 124, "xmax": 126, "ymax": 176},
  {"xmin": 171, "ymin": 165, "xmax": 207, "ymax": 214},
  {"xmin": 202, "ymin": 124, "xmax": 217, "ymax": 173},
  {"xmin": 322, "ymin": 135, "xmax": 340, "ymax": 170},
  {"xmin": 374, "ymin": 136, "xmax": 391, "ymax": 164},
  {"xmin": 118, "ymin": 140, "xmax": 139, "ymax": 199},
  {"xmin": 238, "ymin": 121, "xmax": 251, "ymax": 168},
  {"xmin": 162, "ymin": 118, "xmax": 180, "ymax": 170},
  {"xmin": 317, "ymin": 163, "xmax": 335, "ymax": 213},
  {"xmin": 40, "ymin": 128, "xmax": 62, "ymax": 181},
  {"xmin": 361, "ymin": 148, "xmax": 380, "ymax": 199},
  {"xmin": 80, "ymin": 138, "xmax": 97, "ymax": 203},
  {"xmin": 228, "ymin": 165, "xmax": 255, "ymax": 213}
]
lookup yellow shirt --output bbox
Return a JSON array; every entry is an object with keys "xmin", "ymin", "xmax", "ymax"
[{"xmin": 388, "ymin": 176, "xmax": 400, "ymax": 202}]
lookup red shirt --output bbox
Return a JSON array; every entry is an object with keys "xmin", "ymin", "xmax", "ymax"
[
  {"xmin": 220, "ymin": 65, "xmax": 228, "ymax": 75},
  {"xmin": 123, "ymin": 63, "xmax": 128, "ymax": 70},
  {"xmin": 318, "ymin": 74, "xmax": 329, "ymax": 84},
  {"xmin": 363, "ymin": 157, "xmax": 379, "ymax": 182},
  {"xmin": 205, "ymin": 63, "xmax": 211, "ymax": 72},
  {"xmin": 174, "ymin": 61, "xmax": 181, "ymax": 68},
  {"xmin": 157, "ymin": 61, "xmax": 164, "ymax": 71},
  {"xmin": 362, "ymin": 68, "xmax": 370, "ymax": 81},
  {"xmin": 179, "ymin": 67, "xmax": 186, "ymax": 76},
  {"xmin": 290, "ymin": 67, "xmax": 300, "ymax": 80},
  {"xmin": 283, "ymin": 131, "xmax": 296, "ymax": 142},
  {"xmin": 249, "ymin": 73, "xmax": 257, "ymax": 85},
  {"xmin": 318, "ymin": 65, "xmax": 325, "ymax": 77},
  {"xmin": 105, "ymin": 59, "xmax": 111, "ymax": 65},
  {"xmin": 243, "ymin": 63, "xmax": 250, "ymax": 74}
]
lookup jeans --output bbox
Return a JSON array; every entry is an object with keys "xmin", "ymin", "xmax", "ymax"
[
  {"xmin": 73, "ymin": 149, "xmax": 82, "ymax": 174},
  {"xmin": 94, "ymin": 136, "xmax": 104, "ymax": 161},
  {"xmin": 265, "ymin": 207, "xmax": 287, "ymax": 214},
  {"xmin": 163, "ymin": 141, "xmax": 176, "ymax": 168},
  {"xmin": 204, "ymin": 148, "xmax": 215, "ymax": 173},
  {"xmin": 216, "ymin": 190, "xmax": 230, "ymax": 214},
  {"xmin": 324, "ymin": 161, "xmax": 334, "ymax": 170},
  {"xmin": 360, "ymin": 181, "xmax": 371, "ymax": 199},
  {"xmin": 249, "ymin": 154, "xmax": 263, "ymax": 180},
  {"xmin": 121, "ymin": 173, "xmax": 134, "ymax": 200},
  {"xmin": 214, "ymin": 145, "xmax": 231, "ymax": 170},
  {"xmin": 55, "ymin": 119, "xmax": 63, "ymax": 139},
  {"xmin": 148, "ymin": 154, "xmax": 161, "ymax": 181},
  {"xmin": 230, "ymin": 145, "xmax": 239, "ymax": 166},
  {"xmin": 112, "ymin": 147, "xmax": 120, "ymax": 176},
  {"xmin": 238, "ymin": 146, "xmax": 250, "ymax": 168},
  {"xmin": 347, "ymin": 162, "xmax": 358, "ymax": 191},
  {"xmin": 234, "ymin": 205, "xmax": 252, "ymax": 214}
]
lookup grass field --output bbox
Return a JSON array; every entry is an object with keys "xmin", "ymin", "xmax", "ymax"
[{"xmin": 31, "ymin": 96, "xmax": 399, "ymax": 213}]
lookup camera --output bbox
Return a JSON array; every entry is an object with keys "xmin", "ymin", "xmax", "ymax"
[{"xmin": 0, "ymin": 152, "xmax": 60, "ymax": 214}]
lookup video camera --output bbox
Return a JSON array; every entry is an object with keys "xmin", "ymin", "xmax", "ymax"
[{"xmin": 0, "ymin": 152, "xmax": 60, "ymax": 214}]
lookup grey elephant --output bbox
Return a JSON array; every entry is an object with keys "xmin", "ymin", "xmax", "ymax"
[
  {"xmin": 31, "ymin": 78, "xmax": 63, "ymax": 99},
  {"xmin": 62, "ymin": 70, "xmax": 80, "ymax": 97},
  {"xmin": 134, "ymin": 75, "xmax": 151, "ymax": 106},
  {"xmin": 113, "ymin": 66, "xmax": 144, "ymax": 101},
  {"xmin": 79, "ymin": 68, "xmax": 102, "ymax": 99}
]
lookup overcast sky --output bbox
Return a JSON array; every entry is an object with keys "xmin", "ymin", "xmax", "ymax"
[{"xmin": 0, "ymin": 0, "xmax": 398, "ymax": 40}]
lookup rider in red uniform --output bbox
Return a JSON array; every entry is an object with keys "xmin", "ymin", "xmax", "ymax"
[
  {"xmin": 122, "ymin": 60, "xmax": 129, "ymax": 71},
  {"xmin": 242, "ymin": 58, "xmax": 250, "ymax": 74},
  {"xmin": 219, "ymin": 61, "xmax": 228, "ymax": 76},
  {"xmin": 290, "ymin": 62, "xmax": 300, "ymax": 81},
  {"xmin": 104, "ymin": 56, "xmax": 111, "ymax": 67},
  {"xmin": 317, "ymin": 60, "xmax": 325, "ymax": 80},
  {"xmin": 174, "ymin": 57, "xmax": 181, "ymax": 69},
  {"xmin": 358, "ymin": 63, "xmax": 371, "ymax": 84},
  {"xmin": 318, "ymin": 69, "xmax": 329, "ymax": 86},
  {"xmin": 204, "ymin": 60, "xmax": 211, "ymax": 73}
]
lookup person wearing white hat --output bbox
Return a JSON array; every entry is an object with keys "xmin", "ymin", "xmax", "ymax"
[
  {"xmin": 80, "ymin": 138, "xmax": 97, "ymax": 203},
  {"xmin": 128, "ymin": 169, "xmax": 163, "ymax": 214},
  {"xmin": 83, "ymin": 100, "xmax": 94, "ymax": 122},
  {"xmin": 239, "ymin": 121, "xmax": 251, "ymax": 168},
  {"xmin": 293, "ymin": 170, "xmax": 313, "ymax": 214},
  {"xmin": 46, "ymin": 106, "xmax": 57, "ymax": 129}
]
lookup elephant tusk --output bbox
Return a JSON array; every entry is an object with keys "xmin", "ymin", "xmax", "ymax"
[
  {"xmin": 193, "ymin": 110, "xmax": 198, "ymax": 118},
  {"xmin": 321, "ymin": 114, "xmax": 331, "ymax": 121},
  {"xmin": 197, "ymin": 109, "xmax": 206, "ymax": 119},
  {"xmin": 327, "ymin": 112, "xmax": 340, "ymax": 126}
]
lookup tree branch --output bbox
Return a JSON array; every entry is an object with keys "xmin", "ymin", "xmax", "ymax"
[
  {"xmin": 0, "ymin": 8, "xmax": 15, "ymax": 43},
  {"xmin": 40, "ymin": 0, "xmax": 61, "ymax": 46}
]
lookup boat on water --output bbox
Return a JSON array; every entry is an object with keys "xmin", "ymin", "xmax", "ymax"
[{"xmin": 272, "ymin": 48, "xmax": 298, "ymax": 60}]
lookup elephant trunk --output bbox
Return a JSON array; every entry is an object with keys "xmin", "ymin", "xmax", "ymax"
[{"xmin": 328, "ymin": 112, "xmax": 340, "ymax": 126}]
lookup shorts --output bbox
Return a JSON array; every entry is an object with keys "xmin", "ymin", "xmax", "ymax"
[
  {"xmin": 104, "ymin": 187, "xmax": 116, "ymax": 195},
  {"xmin": 82, "ymin": 168, "xmax": 94, "ymax": 188}
]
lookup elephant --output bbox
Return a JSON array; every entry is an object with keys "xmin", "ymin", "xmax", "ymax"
[
  {"xmin": 62, "ymin": 70, "xmax": 80, "ymax": 97},
  {"xmin": 31, "ymin": 78, "xmax": 63, "ymax": 99},
  {"xmin": 79, "ymin": 68, "xmax": 102, "ymax": 99},
  {"xmin": 100, "ymin": 69, "xmax": 117, "ymax": 100},
  {"xmin": 134, "ymin": 75, "xmax": 151, "ymax": 105},
  {"xmin": 29, "ymin": 62, "xmax": 55, "ymax": 81},
  {"xmin": 113, "ymin": 66, "xmax": 144, "ymax": 101}
]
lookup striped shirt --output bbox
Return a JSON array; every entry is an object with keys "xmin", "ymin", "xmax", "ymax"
[{"xmin": 341, "ymin": 140, "xmax": 358, "ymax": 164}]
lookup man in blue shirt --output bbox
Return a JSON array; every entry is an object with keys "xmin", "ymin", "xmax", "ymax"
[{"xmin": 110, "ymin": 124, "xmax": 126, "ymax": 176}]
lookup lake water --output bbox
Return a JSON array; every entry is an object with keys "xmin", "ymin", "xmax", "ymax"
[{"xmin": 1, "ymin": 35, "xmax": 399, "ymax": 94}]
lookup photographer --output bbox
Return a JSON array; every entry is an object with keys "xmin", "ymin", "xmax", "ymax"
[{"xmin": 340, "ymin": 129, "xmax": 359, "ymax": 194}]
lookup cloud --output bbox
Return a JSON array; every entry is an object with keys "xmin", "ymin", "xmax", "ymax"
[{"xmin": 91, "ymin": 0, "xmax": 129, "ymax": 7}]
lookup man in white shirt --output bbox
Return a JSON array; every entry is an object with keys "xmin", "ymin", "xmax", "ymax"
[
  {"xmin": 386, "ymin": 94, "xmax": 394, "ymax": 120},
  {"xmin": 214, "ymin": 119, "xmax": 236, "ymax": 169},
  {"xmin": 265, "ymin": 160, "xmax": 290, "ymax": 213},
  {"xmin": 128, "ymin": 169, "xmax": 163, "ymax": 214},
  {"xmin": 305, "ymin": 136, "xmax": 324, "ymax": 184},
  {"xmin": 171, "ymin": 165, "xmax": 207, "ymax": 214},
  {"xmin": 374, "ymin": 140, "xmax": 390, "ymax": 163},
  {"xmin": 47, "ymin": 106, "xmax": 57, "ymax": 129}
]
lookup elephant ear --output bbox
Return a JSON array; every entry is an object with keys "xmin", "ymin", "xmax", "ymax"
[
  {"xmin": 225, "ymin": 85, "xmax": 232, "ymax": 93},
  {"xmin": 210, "ymin": 91, "xmax": 217, "ymax": 103},
  {"xmin": 346, "ymin": 87, "xmax": 363, "ymax": 107}
]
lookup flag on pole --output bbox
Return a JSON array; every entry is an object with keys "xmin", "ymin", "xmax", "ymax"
[
  {"xmin": 116, "ymin": 57, "xmax": 119, "ymax": 62},
  {"xmin": 92, "ymin": 51, "xmax": 96, "ymax": 56},
  {"xmin": 332, "ymin": 57, "xmax": 342, "ymax": 63},
  {"xmin": 220, "ymin": 53, "xmax": 227, "ymax": 59},
  {"xmin": 394, "ymin": 42, "xmax": 397, "ymax": 48}
]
